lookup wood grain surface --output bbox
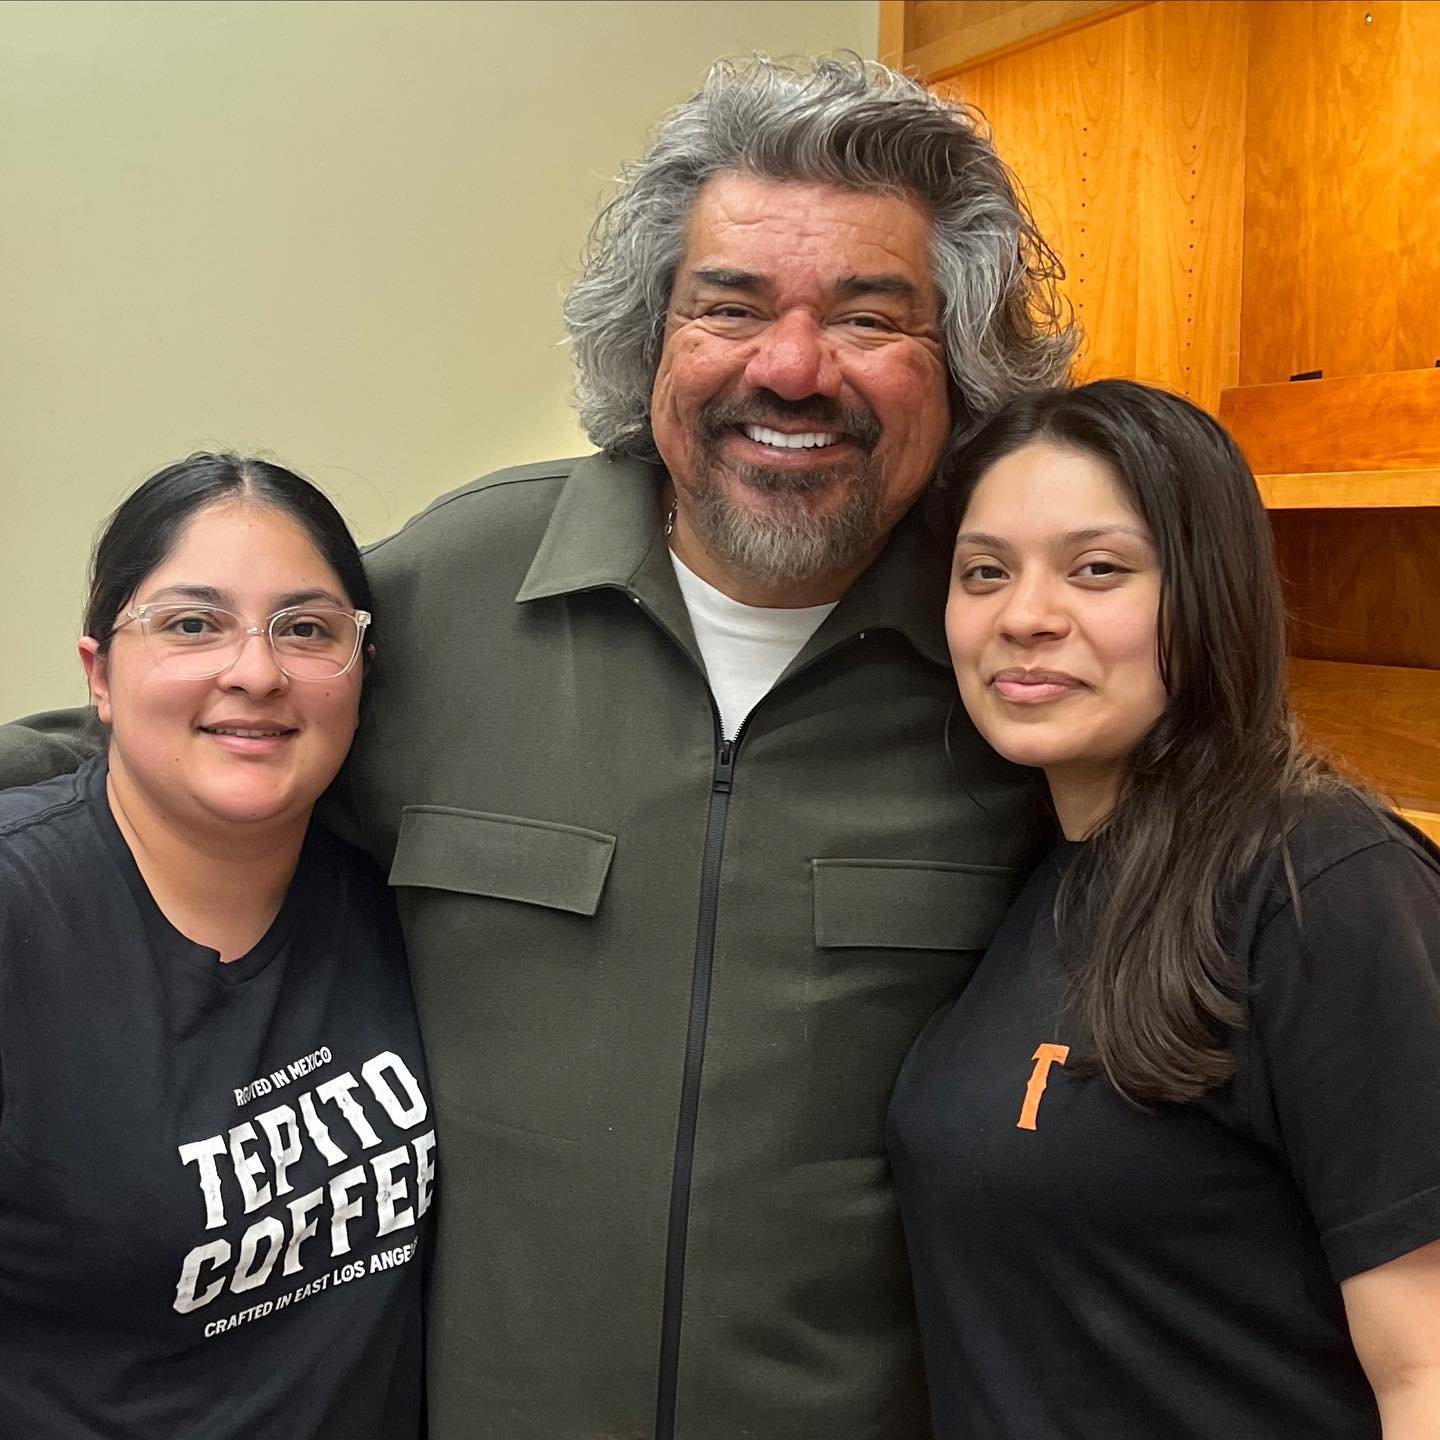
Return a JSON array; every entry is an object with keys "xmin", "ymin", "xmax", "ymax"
[
  {"xmin": 1270, "ymin": 508, "xmax": 1440, "ymax": 670},
  {"xmin": 1219, "ymin": 368, "xmax": 1440, "ymax": 473},
  {"xmin": 1256, "ymin": 469, "xmax": 1440, "ymax": 510},
  {"xmin": 907, "ymin": 0, "xmax": 1141, "ymax": 74},
  {"xmin": 942, "ymin": 1, "xmax": 1246, "ymax": 411},
  {"xmin": 1240, "ymin": 2, "xmax": 1440, "ymax": 384},
  {"xmin": 879, "ymin": 0, "xmax": 907, "ymax": 68},
  {"xmin": 1289, "ymin": 658, "xmax": 1440, "ymax": 812},
  {"xmin": 1396, "ymin": 1, "xmax": 1440, "ymax": 371},
  {"xmin": 1400, "ymin": 809, "xmax": 1440, "ymax": 845}
]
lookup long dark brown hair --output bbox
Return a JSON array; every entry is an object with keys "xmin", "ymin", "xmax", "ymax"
[{"xmin": 946, "ymin": 380, "xmax": 1340, "ymax": 1105}]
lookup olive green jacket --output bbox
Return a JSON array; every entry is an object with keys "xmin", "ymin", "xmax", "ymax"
[{"xmin": 3, "ymin": 453, "xmax": 1050, "ymax": 1439}]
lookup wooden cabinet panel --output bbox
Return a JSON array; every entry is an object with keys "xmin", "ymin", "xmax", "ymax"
[
  {"xmin": 1289, "ymin": 658, "xmax": 1440, "ymax": 813},
  {"xmin": 1396, "ymin": 2, "xmax": 1440, "ymax": 371},
  {"xmin": 939, "ymin": 14, "xmax": 1140, "ymax": 384},
  {"xmin": 1241, "ymin": 2, "xmax": 1419, "ymax": 384},
  {"xmin": 1131, "ymin": 1, "xmax": 1246, "ymax": 410},
  {"xmin": 1271, "ymin": 508, "xmax": 1440, "ymax": 670},
  {"xmin": 942, "ymin": 1, "xmax": 1245, "ymax": 411}
]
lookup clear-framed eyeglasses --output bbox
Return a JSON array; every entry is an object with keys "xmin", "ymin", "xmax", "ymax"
[{"xmin": 111, "ymin": 603, "xmax": 371, "ymax": 681}]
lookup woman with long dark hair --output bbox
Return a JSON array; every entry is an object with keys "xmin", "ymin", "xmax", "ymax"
[
  {"xmin": 0, "ymin": 455, "xmax": 431, "ymax": 1438},
  {"xmin": 888, "ymin": 381, "xmax": 1440, "ymax": 1437}
]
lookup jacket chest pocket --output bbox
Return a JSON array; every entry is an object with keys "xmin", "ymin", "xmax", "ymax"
[
  {"xmin": 389, "ymin": 805, "xmax": 615, "ymax": 914},
  {"xmin": 811, "ymin": 858, "xmax": 1021, "ymax": 952},
  {"xmin": 388, "ymin": 805, "xmax": 617, "ymax": 1142},
  {"xmin": 782, "ymin": 858, "xmax": 1027, "ymax": 1155}
]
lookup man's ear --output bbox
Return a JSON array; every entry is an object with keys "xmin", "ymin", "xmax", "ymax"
[{"xmin": 78, "ymin": 637, "xmax": 113, "ymax": 725}]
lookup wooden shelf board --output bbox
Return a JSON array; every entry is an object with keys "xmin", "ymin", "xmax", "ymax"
[
  {"xmin": 1400, "ymin": 809, "xmax": 1440, "ymax": 845},
  {"xmin": 1289, "ymin": 658, "xmax": 1440, "ymax": 813},
  {"xmin": 1220, "ymin": 369, "xmax": 1440, "ymax": 475},
  {"xmin": 1258, "ymin": 467, "xmax": 1440, "ymax": 510},
  {"xmin": 907, "ymin": 0, "xmax": 1144, "ymax": 79}
]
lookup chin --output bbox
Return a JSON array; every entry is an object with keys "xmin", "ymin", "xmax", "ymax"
[
  {"xmin": 200, "ymin": 784, "xmax": 310, "ymax": 830},
  {"xmin": 975, "ymin": 725, "xmax": 1074, "ymax": 774}
]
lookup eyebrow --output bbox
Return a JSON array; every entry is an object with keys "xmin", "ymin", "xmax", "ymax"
[
  {"xmin": 689, "ymin": 267, "xmax": 920, "ymax": 301},
  {"xmin": 954, "ymin": 525, "xmax": 1153, "ymax": 550},
  {"xmin": 140, "ymin": 583, "xmax": 350, "ymax": 609},
  {"xmin": 691, "ymin": 267, "xmax": 763, "ymax": 291},
  {"xmin": 835, "ymin": 273, "xmax": 919, "ymax": 300},
  {"xmin": 275, "ymin": 588, "xmax": 351, "ymax": 609},
  {"xmin": 142, "ymin": 583, "xmax": 230, "ymax": 606}
]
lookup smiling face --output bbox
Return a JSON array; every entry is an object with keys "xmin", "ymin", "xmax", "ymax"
[
  {"xmin": 80, "ymin": 501, "xmax": 364, "ymax": 847},
  {"xmin": 946, "ymin": 441, "xmax": 1169, "ymax": 838},
  {"xmin": 651, "ymin": 172, "xmax": 951, "ymax": 605}
]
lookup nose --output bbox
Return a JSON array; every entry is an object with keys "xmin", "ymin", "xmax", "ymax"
[
  {"xmin": 742, "ymin": 310, "xmax": 842, "ymax": 402},
  {"xmin": 218, "ymin": 626, "xmax": 289, "ymax": 694},
  {"xmin": 997, "ymin": 571, "xmax": 1071, "ymax": 646}
]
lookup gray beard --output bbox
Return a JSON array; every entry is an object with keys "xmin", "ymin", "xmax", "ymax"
[{"xmin": 683, "ymin": 450, "xmax": 889, "ymax": 588}]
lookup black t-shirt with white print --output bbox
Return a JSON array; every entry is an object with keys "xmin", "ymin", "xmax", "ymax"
[
  {"xmin": 0, "ymin": 758, "xmax": 433, "ymax": 1439},
  {"xmin": 888, "ymin": 792, "xmax": 1440, "ymax": 1439}
]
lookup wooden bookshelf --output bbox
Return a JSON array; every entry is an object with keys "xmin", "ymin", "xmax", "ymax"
[
  {"xmin": 886, "ymin": 1, "xmax": 1440, "ymax": 840},
  {"xmin": 1223, "ymin": 369, "xmax": 1440, "ymax": 831}
]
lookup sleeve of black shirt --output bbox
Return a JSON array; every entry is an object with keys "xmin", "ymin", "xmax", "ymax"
[{"xmin": 1247, "ymin": 836, "xmax": 1440, "ymax": 1282}]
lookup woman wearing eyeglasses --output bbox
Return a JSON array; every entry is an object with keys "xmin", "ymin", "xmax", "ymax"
[{"xmin": 0, "ymin": 455, "xmax": 432, "ymax": 1439}]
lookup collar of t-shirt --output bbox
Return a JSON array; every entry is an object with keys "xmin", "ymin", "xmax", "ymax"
[{"xmin": 669, "ymin": 549, "xmax": 838, "ymax": 741}]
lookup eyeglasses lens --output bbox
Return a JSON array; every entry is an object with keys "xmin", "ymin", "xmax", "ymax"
[{"xmin": 141, "ymin": 606, "xmax": 360, "ymax": 679}]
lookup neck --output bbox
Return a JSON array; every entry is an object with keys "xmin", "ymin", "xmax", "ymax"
[
  {"xmin": 105, "ymin": 766, "xmax": 306, "ymax": 963},
  {"xmin": 1045, "ymin": 762, "xmax": 1121, "ymax": 842}
]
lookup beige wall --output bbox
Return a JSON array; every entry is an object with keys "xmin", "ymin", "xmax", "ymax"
[{"xmin": 0, "ymin": 0, "xmax": 875, "ymax": 717}]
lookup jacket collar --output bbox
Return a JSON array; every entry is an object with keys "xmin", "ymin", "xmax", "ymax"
[{"xmin": 516, "ymin": 451, "xmax": 951, "ymax": 670}]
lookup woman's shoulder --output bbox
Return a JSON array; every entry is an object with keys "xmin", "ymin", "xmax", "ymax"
[
  {"xmin": 1252, "ymin": 782, "xmax": 1440, "ymax": 937},
  {"xmin": 0, "ymin": 761, "xmax": 97, "ymax": 849},
  {"xmin": 0, "ymin": 763, "xmax": 113, "ymax": 949},
  {"xmin": 1281, "ymin": 785, "xmax": 1435, "ymax": 880}
]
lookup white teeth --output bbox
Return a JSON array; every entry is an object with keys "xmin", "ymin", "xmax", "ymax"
[
  {"xmin": 742, "ymin": 424, "xmax": 839, "ymax": 450},
  {"xmin": 206, "ymin": 727, "xmax": 287, "ymax": 738}
]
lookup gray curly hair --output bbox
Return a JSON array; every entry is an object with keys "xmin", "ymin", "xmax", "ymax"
[{"xmin": 563, "ymin": 53, "xmax": 1077, "ymax": 464}]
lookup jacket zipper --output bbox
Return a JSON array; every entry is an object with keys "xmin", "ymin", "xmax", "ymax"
[
  {"xmin": 654, "ymin": 734, "xmax": 735, "ymax": 1440},
  {"xmin": 618, "ymin": 589, "xmax": 737, "ymax": 1439},
  {"xmin": 628, "ymin": 587, "xmax": 870, "ymax": 1438}
]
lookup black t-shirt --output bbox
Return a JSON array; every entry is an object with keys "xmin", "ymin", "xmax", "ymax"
[
  {"xmin": 0, "ymin": 758, "xmax": 433, "ymax": 1439},
  {"xmin": 888, "ymin": 793, "xmax": 1440, "ymax": 1439}
]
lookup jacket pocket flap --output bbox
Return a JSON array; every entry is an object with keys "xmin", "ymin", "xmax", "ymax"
[
  {"xmin": 390, "ymin": 806, "xmax": 616, "ymax": 916},
  {"xmin": 812, "ymin": 858, "xmax": 1021, "ymax": 951}
]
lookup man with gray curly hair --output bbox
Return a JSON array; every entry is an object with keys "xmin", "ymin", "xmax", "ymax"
[
  {"xmin": 564, "ymin": 55, "xmax": 1072, "ymax": 611},
  {"xmin": 0, "ymin": 53, "xmax": 1073, "ymax": 1440}
]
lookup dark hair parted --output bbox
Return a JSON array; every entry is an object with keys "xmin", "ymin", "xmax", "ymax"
[
  {"xmin": 563, "ymin": 54, "xmax": 1076, "ymax": 464},
  {"xmin": 84, "ymin": 452, "xmax": 372, "ymax": 653},
  {"xmin": 947, "ymin": 380, "xmax": 1343, "ymax": 1106}
]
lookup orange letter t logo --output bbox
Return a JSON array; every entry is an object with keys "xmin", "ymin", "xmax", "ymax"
[{"xmin": 1016, "ymin": 1043, "xmax": 1071, "ymax": 1131}]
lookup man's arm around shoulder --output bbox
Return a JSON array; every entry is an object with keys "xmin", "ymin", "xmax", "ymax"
[{"xmin": 0, "ymin": 709, "xmax": 101, "ymax": 788}]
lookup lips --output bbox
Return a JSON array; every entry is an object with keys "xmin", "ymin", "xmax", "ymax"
[
  {"xmin": 990, "ymin": 668, "xmax": 1085, "ymax": 703},
  {"xmin": 199, "ymin": 723, "xmax": 298, "ymax": 738}
]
